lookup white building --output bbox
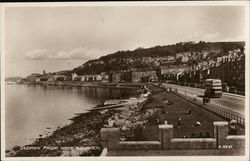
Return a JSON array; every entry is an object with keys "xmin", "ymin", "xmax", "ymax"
[
  {"xmin": 96, "ymin": 74, "xmax": 102, "ymax": 81},
  {"xmin": 72, "ymin": 73, "xmax": 78, "ymax": 81},
  {"xmin": 80, "ymin": 75, "xmax": 86, "ymax": 82}
]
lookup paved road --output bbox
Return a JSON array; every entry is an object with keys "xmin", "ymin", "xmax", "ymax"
[{"xmin": 159, "ymin": 83, "xmax": 245, "ymax": 117}]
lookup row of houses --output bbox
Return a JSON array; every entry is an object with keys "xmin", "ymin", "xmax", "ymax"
[
  {"xmin": 72, "ymin": 69, "xmax": 159, "ymax": 84},
  {"xmin": 72, "ymin": 72, "xmax": 109, "ymax": 82},
  {"xmin": 86, "ymin": 48, "xmax": 228, "ymax": 68},
  {"xmin": 160, "ymin": 52, "xmax": 245, "ymax": 90}
]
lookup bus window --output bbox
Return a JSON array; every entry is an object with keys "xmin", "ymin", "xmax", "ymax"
[{"xmin": 204, "ymin": 79, "xmax": 222, "ymax": 98}]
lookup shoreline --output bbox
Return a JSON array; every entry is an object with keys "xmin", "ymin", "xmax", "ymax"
[
  {"xmin": 6, "ymin": 84, "xmax": 144, "ymax": 157},
  {"xmin": 7, "ymin": 111, "xmax": 107, "ymax": 157},
  {"xmin": 16, "ymin": 81, "xmax": 142, "ymax": 89}
]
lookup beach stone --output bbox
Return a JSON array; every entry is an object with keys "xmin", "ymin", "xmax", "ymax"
[{"xmin": 12, "ymin": 145, "xmax": 21, "ymax": 151}]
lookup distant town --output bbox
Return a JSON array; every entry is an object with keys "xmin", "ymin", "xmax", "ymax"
[{"xmin": 6, "ymin": 41, "xmax": 245, "ymax": 95}]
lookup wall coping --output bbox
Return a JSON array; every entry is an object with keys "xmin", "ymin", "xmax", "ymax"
[
  {"xmin": 119, "ymin": 141, "xmax": 161, "ymax": 145},
  {"xmin": 159, "ymin": 124, "xmax": 173, "ymax": 129},
  {"xmin": 171, "ymin": 138, "xmax": 216, "ymax": 142},
  {"xmin": 213, "ymin": 121, "xmax": 228, "ymax": 126},
  {"xmin": 226, "ymin": 135, "xmax": 245, "ymax": 140}
]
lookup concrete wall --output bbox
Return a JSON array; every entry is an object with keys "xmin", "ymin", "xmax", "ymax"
[
  {"xmin": 142, "ymin": 126, "xmax": 159, "ymax": 141},
  {"xmin": 100, "ymin": 121, "xmax": 245, "ymax": 151},
  {"xmin": 214, "ymin": 122, "xmax": 245, "ymax": 149},
  {"xmin": 170, "ymin": 138, "xmax": 216, "ymax": 149},
  {"xmin": 101, "ymin": 127, "xmax": 161, "ymax": 150},
  {"xmin": 225, "ymin": 136, "xmax": 245, "ymax": 149},
  {"xmin": 118, "ymin": 141, "xmax": 161, "ymax": 150}
]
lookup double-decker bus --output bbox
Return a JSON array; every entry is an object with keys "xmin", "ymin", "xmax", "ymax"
[{"xmin": 204, "ymin": 79, "xmax": 222, "ymax": 98}]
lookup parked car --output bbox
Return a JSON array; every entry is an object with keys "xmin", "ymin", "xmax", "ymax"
[{"xmin": 229, "ymin": 86, "xmax": 238, "ymax": 94}]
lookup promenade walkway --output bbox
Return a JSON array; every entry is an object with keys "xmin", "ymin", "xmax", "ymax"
[
  {"xmin": 159, "ymin": 83, "xmax": 245, "ymax": 117},
  {"xmin": 146, "ymin": 85, "xmax": 245, "ymax": 137}
]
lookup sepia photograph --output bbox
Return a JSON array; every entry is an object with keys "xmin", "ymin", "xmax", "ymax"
[{"xmin": 1, "ymin": 1, "xmax": 249, "ymax": 160}]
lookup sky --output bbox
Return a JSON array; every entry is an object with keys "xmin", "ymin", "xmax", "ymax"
[{"xmin": 4, "ymin": 5, "xmax": 246, "ymax": 77}]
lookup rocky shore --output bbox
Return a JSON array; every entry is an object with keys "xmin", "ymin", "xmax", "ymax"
[{"xmin": 6, "ymin": 85, "xmax": 161, "ymax": 157}]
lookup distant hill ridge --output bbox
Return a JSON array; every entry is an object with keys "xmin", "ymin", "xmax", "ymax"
[{"xmin": 73, "ymin": 41, "xmax": 244, "ymax": 75}]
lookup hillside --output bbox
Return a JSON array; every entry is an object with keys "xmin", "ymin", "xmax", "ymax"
[{"xmin": 72, "ymin": 41, "xmax": 244, "ymax": 75}]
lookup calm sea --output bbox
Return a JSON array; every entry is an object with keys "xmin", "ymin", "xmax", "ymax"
[{"xmin": 5, "ymin": 84, "xmax": 137, "ymax": 149}]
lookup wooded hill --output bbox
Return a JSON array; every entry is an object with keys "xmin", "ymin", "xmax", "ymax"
[{"xmin": 73, "ymin": 41, "xmax": 244, "ymax": 75}]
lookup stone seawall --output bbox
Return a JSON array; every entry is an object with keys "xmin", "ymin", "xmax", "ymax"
[{"xmin": 100, "ymin": 121, "xmax": 245, "ymax": 153}]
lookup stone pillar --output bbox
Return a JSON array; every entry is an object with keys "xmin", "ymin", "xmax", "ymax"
[
  {"xmin": 213, "ymin": 121, "xmax": 229, "ymax": 149},
  {"xmin": 107, "ymin": 128, "xmax": 120, "ymax": 150},
  {"xmin": 100, "ymin": 128, "xmax": 109, "ymax": 148},
  {"xmin": 159, "ymin": 124, "xmax": 173, "ymax": 150},
  {"xmin": 100, "ymin": 128, "xmax": 120, "ymax": 150}
]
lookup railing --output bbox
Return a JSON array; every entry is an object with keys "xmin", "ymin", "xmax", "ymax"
[
  {"xmin": 171, "ymin": 88, "xmax": 245, "ymax": 126},
  {"xmin": 168, "ymin": 82, "xmax": 245, "ymax": 96}
]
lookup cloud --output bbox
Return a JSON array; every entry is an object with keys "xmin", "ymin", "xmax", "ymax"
[
  {"xmin": 25, "ymin": 47, "xmax": 106, "ymax": 60},
  {"xmin": 25, "ymin": 49, "xmax": 49, "ymax": 59}
]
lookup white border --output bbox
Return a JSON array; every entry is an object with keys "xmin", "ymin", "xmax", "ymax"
[
  {"xmin": 0, "ymin": 1, "xmax": 249, "ymax": 161},
  {"xmin": 0, "ymin": 1, "xmax": 249, "ymax": 7},
  {"xmin": 244, "ymin": 1, "xmax": 249, "ymax": 160},
  {"xmin": 1, "ymin": 4, "xmax": 6, "ymax": 161}
]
